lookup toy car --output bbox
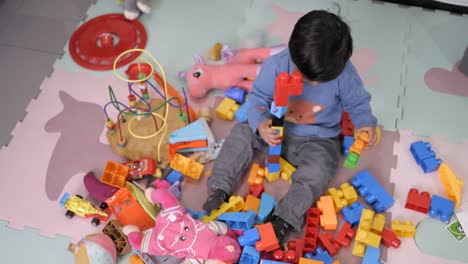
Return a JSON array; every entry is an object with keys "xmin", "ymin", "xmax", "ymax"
[
  {"xmin": 123, "ymin": 157, "xmax": 157, "ymax": 180},
  {"xmin": 59, "ymin": 192, "xmax": 110, "ymax": 226}
]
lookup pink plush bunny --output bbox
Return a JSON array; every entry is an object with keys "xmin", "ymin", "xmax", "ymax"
[
  {"xmin": 182, "ymin": 45, "xmax": 287, "ymax": 98},
  {"xmin": 122, "ymin": 187, "xmax": 241, "ymax": 263}
]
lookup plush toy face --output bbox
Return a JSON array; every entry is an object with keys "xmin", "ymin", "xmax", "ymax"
[{"xmin": 186, "ymin": 65, "xmax": 210, "ymax": 98}]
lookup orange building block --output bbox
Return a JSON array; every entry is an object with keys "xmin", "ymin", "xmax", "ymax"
[
  {"xmin": 248, "ymin": 163, "xmax": 265, "ymax": 185},
  {"xmin": 316, "ymin": 196, "xmax": 337, "ymax": 230},
  {"xmin": 255, "ymin": 222, "xmax": 280, "ymax": 252},
  {"xmin": 299, "ymin": 258, "xmax": 324, "ymax": 264},
  {"xmin": 169, "ymin": 140, "xmax": 207, "ymax": 160},
  {"xmin": 201, "ymin": 196, "xmax": 244, "ymax": 223},
  {"xmin": 349, "ymin": 132, "xmax": 369, "ymax": 155},
  {"xmin": 101, "ymin": 161, "xmax": 129, "ymax": 188},
  {"xmin": 170, "ymin": 153, "xmax": 204, "ymax": 180},
  {"xmin": 438, "ymin": 162, "xmax": 464, "ymax": 208},
  {"xmin": 244, "ymin": 195, "xmax": 260, "ymax": 214}
]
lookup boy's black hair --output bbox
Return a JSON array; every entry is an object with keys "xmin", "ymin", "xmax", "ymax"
[{"xmin": 289, "ymin": 10, "xmax": 353, "ymax": 82}]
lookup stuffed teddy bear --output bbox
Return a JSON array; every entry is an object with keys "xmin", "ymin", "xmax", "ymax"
[
  {"xmin": 122, "ymin": 187, "xmax": 241, "ymax": 263},
  {"xmin": 124, "ymin": 0, "xmax": 151, "ymax": 20}
]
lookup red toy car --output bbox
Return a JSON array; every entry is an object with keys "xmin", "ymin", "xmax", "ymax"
[{"xmin": 124, "ymin": 158, "xmax": 157, "ymax": 180}]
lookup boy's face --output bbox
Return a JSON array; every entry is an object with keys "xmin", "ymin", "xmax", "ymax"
[{"xmin": 293, "ymin": 64, "xmax": 320, "ymax": 86}]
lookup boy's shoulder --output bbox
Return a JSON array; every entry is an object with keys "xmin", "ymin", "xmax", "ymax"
[{"xmin": 262, "ymin": 49, "xmax": 293, "ymax": 72}]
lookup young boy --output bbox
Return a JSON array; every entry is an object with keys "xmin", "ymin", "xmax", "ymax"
[{"xmin": 203, "ymin": 10, "xmax": 377, "ymax": 244}]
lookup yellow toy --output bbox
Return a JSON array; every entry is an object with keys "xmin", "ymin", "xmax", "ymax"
[
  {"xmin": 391, "ymin": 220, "xmax": 416, "ymax": 237},
  {"xmin": 202, "ymin": 196, "xmax": 244, "ymax": 223},
  {"xmin": 216, "ymin": 97, "xmax": 240, "ymax": 120},
  {"xmin": 170, "ymin": 153, "xmax": 204, "ymax": 180},
  {"xmin": 355, "ymin": 209, "xmax": 381, "ymax": 248},
  {"xmin": 248, "ymin": 163, "xmax": 265, "ymax": 185},
  {"xmin": 279, "ymin": 157, "xmax": 296, "ymax": 181},
  {"xmin": 327, "ymin": 183, "xmax": 358, "ymax": 212},
  {"xmin": 438, "ymin": 162, "xmax": 464, "ymax": 208}
]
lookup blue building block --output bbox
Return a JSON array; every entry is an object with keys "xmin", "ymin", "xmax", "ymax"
[
  {"xmin": 362, "ymin": 246, "xmax": 382, "ymax": 264},
  {"xmin": 225, "ymin": 87, "xmax": 246, "ymax": 104},
  {"xmin": 256, "ymin": 193, "xmax": 277, "ymax": 223},
  {"xmin": 166, "ymin": 170, "xmax": 183, "ymax": 185},
  {"xmin": 217, "ymin": 210, "xmax": 256, "ymax": 230},
  {"xmin": 239, "ymin": 245, "xmax": 260, "ymax": 264},
  {"xmin": 410, "ymin": 141, "xmax": 436, "ymax": 165},
  {"xmin": 270, "ymin": 101, "xmax": 288, "ymax": 118},
  {"xmin": 341, "ymin": 201, "xmax": 365, "ymax": 226},
  {"xmin": 351, "ymin": 170, "xmax": 395, "ymax": 212},
  {"xmin": 235, "ymin": 102, "xmax": 249, "ymax": 122},
  {"xmin": 420, "ymin": 157, "xmax": 442, "ymax": 173},
  {"xmin": 260, "ymin": 260, "xmax": 288, "ymax": 264},
  {"xmin": 268, "ymin": 144, "xmax": 282, "ymax": 156},
  {"xmin": 429, "ymin": 195, "xmax": 454, "ymax": 223},
  {"xmin": 342, "ymin": 136, "xmax": 355, "ymax": 156},
  {"xmin": 266, "ymin": 162, "xmax": 280, "ymax": 173},
  {"xmin": 169, "ymin": 117, "xmax": 209, "ymax": 144},
  {"xmin": 168, "ymin": 181, "xmax": 182, "ymax": 198},
  {"xmin": 238, "ymin": 227, "xmax": 260, "ymax": 246},
  {"xmin": 185, "ymin": 208, "xmax": 209, "ymax": 220},
  {"xmin": 304, "ymin": 247, "xmax": 333, "ymax": 264}
]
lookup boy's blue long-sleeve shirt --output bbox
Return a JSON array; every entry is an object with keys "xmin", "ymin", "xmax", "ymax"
[{"xmin": 247, "ymin": 49, "xmax": 377, "ymax": 138}]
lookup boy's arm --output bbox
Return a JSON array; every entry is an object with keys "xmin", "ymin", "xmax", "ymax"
[
  {"xmin": 339, "ymin": 62, "xmax": 377, "ymax": 129},
  {"xmin": 247, "ymin": 60, "xmax": 277, "ymax": 133}
]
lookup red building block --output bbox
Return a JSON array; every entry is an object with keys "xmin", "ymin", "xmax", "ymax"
[
  {"xmin": 303, "ymin": 208, "xmax": 320, "ymax": 253},
  {"xmin": 335, "ymin": 222, "xmax": 356, "ymax": 248},
  {"xmin": 272, "ymin": 249, "xmax": 297, "ymax": 263},
  {"xmin": 274, "ymin": 72, "xmax": 304, "ymax": 106},
  {"xmin": 255, "ymin": 222, "xmax": 280, "ymax": 252},
  {"xmin": 249, "ymin": 184, "xmax": 264, "ymax": 198},
  {"xmin": 340, "ymin": 111, "xmax": 354, "ymax": 137},
  {"xmin": 381, "ymin": 227, "xmax": 401, "ymax": 248},
  {"xmin": 289, "ymin": 239, "xmax": 304, "ymax": 263},
  {"xmin": 405, "ymin": 188, "xmax": 431, "ymax": 214},
  {"xmin": 317, "ymin": 233, "xmax": 340, "ymax": 257}
]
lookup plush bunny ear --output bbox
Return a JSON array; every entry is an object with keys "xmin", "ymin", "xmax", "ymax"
[{"xmin": 194, "ymin": 53, "xmax": 204, "ymax": 65}]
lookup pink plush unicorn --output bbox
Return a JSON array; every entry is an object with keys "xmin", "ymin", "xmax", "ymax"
[
  {"xmin": 182, "ymin": 45, "xmax": 287, "ymax": 98},
  {"xmin": 122, "ymin": 187, "xmax": 241, "ymax": 263}
]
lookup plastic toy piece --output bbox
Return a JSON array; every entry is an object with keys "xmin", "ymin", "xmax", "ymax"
[
  {"xmin": 273, "ymin": 248, "xmax": 297, "ymax": 263},
  {"xmin": 335, "ymin": 222, "xmax": 356, "ymax": 248},
  {"xmin": 186, "ymin": 208, "xmax": 208, "ymax": 220},
  {"xmin": 170, "ymin": 153, "xmax": 204, "ymax": 180},
  {"xmin": 304, "ymin": 247, "xmax": 333, "ymax": 264},
  {"xmin": 202, "ymin": 195, "xmax": 244, "ymax": 223},
  {"xmin": 218, "ymin": 210, "xmax": 256, "ymax": 231},
  {"xmin": 165, "ymin": 170, "xmax": 183, "ymax": 185},
  {"xmin": 349, "ymin": 132, "xmax": 369, "ymax": 156},
  {"xmin": 405, "ymin": 188, "xmax": 431, "ymax": 213},
  {"xmin": 351, "ymin": 170, "xmax": 395, "ymax": 213},
  {"xmin": 249, "ymin": 184, "xmax": 264, "ymax": 198},
  {"xmin": 343, "ymin": 152, "xmax": 359, "ymax": 169},
  {"xmin": 316, "ymin": 196, "xmax": 337, "ymax": 230},
  {"xmin": 381, "ymin": 227, "xmax": 401, "ymax": 248},
  {"xmin": 265, "ymin": 166, "xmax": 280, "ymax": 182},
  {"xmin": 409, "ymin": 141, "xmax": 442, "ymax": 173},
  {"xmin": 428, "ymin": 194, "xmax": 454, "ymax": 222},
  {"xmin": 299, "ymin": 258, "xmax": 324, "ymax": 264},
  {"xmin": 102, "ymin": 220, "xmax": 132, "ymax": 255},
  {"xmin": 132, "ymin": 250, "xmax": 155, "ymax": 264},
  {"xmin": 235, "ymin": 101, "xmax": 249, "ymax": 122},
  {"xmin": 169, "ymin": 117, "xmax": 210, "ymax": 144},
  {"xmin": 169, "ymin": 140, "xmax": 208, "ymax": 160},
  {"xmin": 238, "ymin": 227, "xmax": 261, "ymax": 247},
  {"xmin": 279, "ymin": 157, "xmax": 296, "ymax": 181},
  {"xmin": 304, "ymin": 208, "xmax": 320, "ymax": 253},
  {"xmin": 340, "ymin": 112, "xmax": 354, "ymax": 137},
  {"xmin": 327, "ymin": 183, "xmax": 357, "ymax": 212},
  {"xmin": 355, "ymin": 209, "xmax": 381, "ymax": 248},
  {"xmin": 244, "ymin": 195, "xmax": 261, "ymax": 214},
  {"xmin": 260, "ymin": 260, "xmax": 289, "ymax": 264},
  {"xmin": 84, "ymin": 171, "xmax": 118, "ymax": 202},
  {"xmin": 216, "ymin": 97, "xmax": 240, "ymax": 120},
  {"xmin": 106, "ymin": 187, "xmax": 155, "ymax": 231},
  {"xmin": 257, "ymin": 193, "xmax": 277, "ymax": 223},
  {"xmin": 317, "ymin": 233, "xmax": 340, "ymax": 257},
  {"xmin": 340, "ymin": 183, "xmax": 358, "ymax": 204},
  {"xmin": 286, "ymin": 239, "xmax": 304, "ymax": 263},
  {"xmin": 126, "ymin": 182, "xmax": 160, "ymax": 220},
  {"xmin": 371, "ymin": 214, "xmax": 385, "ymax": 234},
  {"xmin": 248, "ymin": 163, "xmax": 265, "ymax": 186},
  {"xmin": 269, "ymin": 143, "xmax": 282, "ymax": 156},
  {"xmin": 362, "ymin": 246, "xmax": 382, "ymax": 264},
  {"xmin": 225, "ymin": 87, "xmax": 246, "ymax": 104},
  {"xmin": 342, "ymin": 136, "xmax": 355, "ymax": 156},
  {"xmin": 391, "ymin": 220, "xmax": 416, "ymax": 237},
  {"xmin": 101, "ymin": 160, "xmax": 129, "ymax": 188},
  {"xmin": 351, "ymin": 240, "xmax": 366, "ymax": 257},
  {"xmin": 438, "ymin": 163, "xmax": 464, "ymax": 208},
  {"xmin": 124, "ymin": 158, "xmax": 157, "ymax": 180},
  {"xmin": 255, "ymin": 222, "xmax": 280, "ymax": 252},
  {"xmin": 240, "ymin": 245, "xmax": 261, "ymax": 264},
  {"xmin": 274, "ymin": 72, "xmax": 304, "ymax": 106},
  {"xmin": 59, "ymin": 192, "xmax": 110, "ymax": 226},
  {"xmin": 270, "ymin": 101, "xmax": 288, "ymax": 119},
  {"xmin": 341, "ymin": 202, "xmax": 365, "ymax": 226}
]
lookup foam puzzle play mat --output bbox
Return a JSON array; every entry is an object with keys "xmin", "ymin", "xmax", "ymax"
[{"xmin": 0, "ymin": 0, "xmax": 467, "ymax": 263}]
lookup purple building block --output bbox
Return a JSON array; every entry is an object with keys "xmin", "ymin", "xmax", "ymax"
[{"xmin": 225, "ymin": 87, "xmax": 246, "ymax": 104}]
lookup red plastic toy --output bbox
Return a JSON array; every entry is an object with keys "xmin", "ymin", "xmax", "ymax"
[
  {"xmin": 317, "ymin": 233, "xmax": 340, "ymax": 257},
  {"xmin": 274, "ymin": 72, "xmax": 304, "ymax": 106},
  {"xmin": 303, "ymin": 207, "xmax": 320, "ymax": 253},
  {"xmin": 335, "ymin": 222, "xmax": 356, "ymax": 248},
  {"xmin": 255, "ymin": 222, "xmax": 280, "ymax": 252},
  {"xmin": 340, "ymin": 111, "xmax": 354, "ymax": 137},
  {"xmin": 405, "ymin": 188, "xmax": 431, "ymax": 214},
  {"xmin": 249, "ymin": 184, "xmax": 265, "ymax": 198},
  {"xmin": 124, "ymin": 157, "xmax": 157, "ymax": 180},
  {"xmin": 381, "ymin": 227, "xmax": 401, "ymax": 248}
]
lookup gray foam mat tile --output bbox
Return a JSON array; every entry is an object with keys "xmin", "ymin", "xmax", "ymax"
[{"xmin": 17, "ymin": 0, "xmax": 97, "ymax": 21}]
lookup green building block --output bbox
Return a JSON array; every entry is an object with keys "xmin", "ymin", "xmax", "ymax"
[{"xmin": 344, "ymin": 152, "xmax": 360, "ymax": 169}]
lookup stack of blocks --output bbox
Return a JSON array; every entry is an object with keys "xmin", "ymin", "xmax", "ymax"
[{"xmin": 343, "ymin": 132, "xmax": 369, "ymax": 169}]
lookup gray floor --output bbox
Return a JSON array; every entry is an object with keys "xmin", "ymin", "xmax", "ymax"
[{"xmin": 0, "ymin": 0, "xmax": 96, "ymax": 147}]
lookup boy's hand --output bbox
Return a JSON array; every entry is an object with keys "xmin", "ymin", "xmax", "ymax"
[
  {"xmin": 356, "ymin": 126, "xmax": 377, "ymax": 148},
  {"xmin": 257, "ymin": 119, "xmax": 282, "ymax": 146}
]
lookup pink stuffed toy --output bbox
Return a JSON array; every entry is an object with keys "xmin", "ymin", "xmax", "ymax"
[
  {"xmin": 122, "ymin": 187, "xmax": 241, "ymax": 263},
  {"xmin": 182, "ymin": 44, "xmax": 287, "ymax": 98}
]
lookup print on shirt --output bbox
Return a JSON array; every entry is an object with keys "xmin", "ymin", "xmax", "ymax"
[{"xmin": 285, "ymin": 99, "xmax": 324, "ymax": 124}]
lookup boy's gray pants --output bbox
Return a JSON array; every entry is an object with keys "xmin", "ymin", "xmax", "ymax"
[{"xmin": 207, "ymin": 122, "xmax": 340, "ymax": 231}]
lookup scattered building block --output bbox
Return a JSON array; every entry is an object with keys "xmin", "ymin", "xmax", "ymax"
[
  {"xmin": 216, "ymin": 97, "xmax": 240, "ymax": 120},
  {"xmin": 351, "ymin": 170, "xmax": 394, "ymax": 212},
  {"xmin": 248, "ymin": 163, "xmax": 265, "ymax": 186},
  {"xmin": 304, "ymin": 208, "xmax": 320, "ymax": 253},
  {"xmin": 362, "ymin": 246, "xmax": 382, "ymax": 264},
  {"xmin": 304, "ymin": 247, "xmax": 333, "ymax": 264},
  {"xmin": 391, "ymin": 220, "xmax": 416, "ymax": 237},
  {"xmin": 244, "ymin": 195, "xmax": 261, "ymax": 214},
  {"xmin": 317, "ymin": 196, "xmax": 337, "ymax": 230},
  {"xmin": 256, "ymin": 193, "xmax": 277, "ymax": 224},
  {"xmin": 335, "ymin": 222, "xmax": 356, "ymax": 248},
  {"xmin": 170, "ymin": 153, "xmax": 204, "ymax": 180},
  {"xmin": 249, "ymin": 184, "xmax": 264, "ymax": 198},
  {"xmin": 355, "ymin": 209, "xmax": 381, "ymax": 248},
  {"xmin": 438, "ymin": 162, "xmax": 464, "ymax": 208},
  {"xmin": 280, "ymin": 157, "xmax": 296, "ymax": 181},
  {"xmin": 429, "ymin": 194, "xmax": 454, "ymax": 223},
  {"xmin": 255, "ymin": 222, "xmax": 280, "ymax": 252},
  {"xmin": 317, "ymin": 233, "xmax": 340, "ymax": 257},
  {"xmin": 342, "ymin": 136, "xmax": 354, "ymax": 156},
  {"xmin": 342, "ymin": 202, "xmax": 364, "ymax": 226},
  {"xmin": 409, "ymin": 141, "xmax": 442, "ymax": 173},
  {"xmin": 405, "ymin": 188, "xmax": 431, "ymax": 214},
  {"xmin": 217, "ymin": 210, "xmax": 256, "ymax": 231},
  {"xmin": 235, "ymin": 101, "xmax": 249, "ymax": 122},
  {"xmin": 240, "ymin": 245, "xmax": 260, "ymax": 264},
  {"xmin": 202, "ymin": 196, "xmax": 244, "ymax": 223},
  {"xmin": 238, "ymin": 227, "xmax": 260, "ymax": 247},
  {"xmin": 351, "ymin": 240, "xmax": 366, "ymax": 257},
  {"xmin": 381, "ymin": 227, "xmax": 401, "ymax": 248},
  {"xmin": 299, "ymin": 258, "xmax": 324, "ymax": 264}
]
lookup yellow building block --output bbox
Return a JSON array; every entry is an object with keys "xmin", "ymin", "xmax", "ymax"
[
  {"xmin": 170, "ymin": 153, "xmax": 204, "ymax": 180},
  {"xmin": 371, "ymin": 214, "xmax": 385, "ymax": 233},
  {"xmin": 202, "ymin": 196, "xmax": 244, "ymax": 223},
  {"xmin": 340, "ymin": 183, "xmax": 358, "ymax": 204},
  {"xmin": 356, "ymin": 229, "xmax": 381, "ymax": 248},
  {"xmin": 298, "ymin": 258, "xmax": 324, "ymax": 264},
  {"xmin": 265, "ymin": 167, "xmax": 280, "ymax": 182},
  {"xmin": 328, "ymin": 187, "xmax": 347, "ymax": 212},
  {"xmin": 248, "ymin": 163, "xmax": 265, "ymax": 185},
  {"xmin": 352, "ymin": 240, "xmax": 366, "ymax": 257},
  {"xmin": 215, "ymin": 97, "xmax": 239, "ymax": 120},
  {"xmin": 438, "ymin": 163, "xmax": 464, "ymax": 208},
  {"xmin": 279, "ymin": 157, "xmax": 296, "ymax": 181},
  {"xmin": 271, "ymin": 126, "xmax": 284, "ymax": 137},
  {"xmin": 359, "ymin": 209, "xmax": 375, "ymax": 230},
  {"xmin": 391, "ymin": 220, "xmax": 416, "ymax": 237}
]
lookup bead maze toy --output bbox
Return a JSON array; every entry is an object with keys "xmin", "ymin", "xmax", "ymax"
[{"xmin": 104, "ymin": 49, "xmax": 196, "ymax": 168}]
